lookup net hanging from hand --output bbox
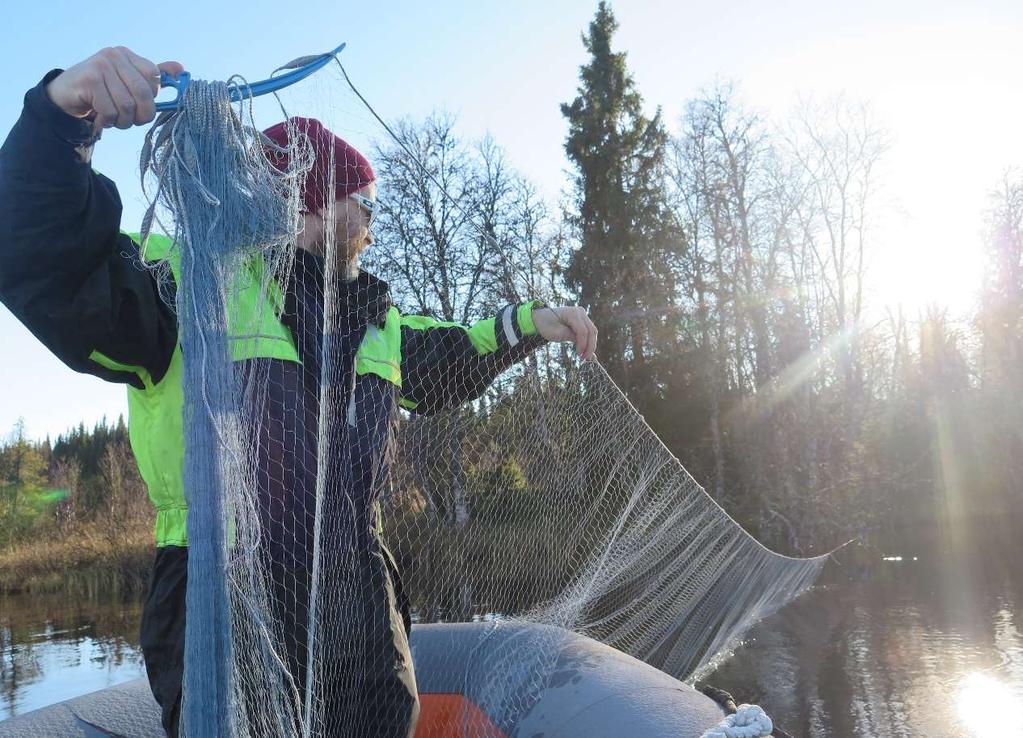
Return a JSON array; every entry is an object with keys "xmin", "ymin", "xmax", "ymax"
[{"xmin": 138, "ymin": 63, "xmax": 831, "ymax": 738}]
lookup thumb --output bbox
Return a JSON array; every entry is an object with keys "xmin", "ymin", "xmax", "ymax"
[{"xmin": 157, "ymin": 61, "xmax": 186, "ymax": 82}]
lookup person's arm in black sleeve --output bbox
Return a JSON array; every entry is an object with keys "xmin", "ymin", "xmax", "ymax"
[
  {"xmin": 398, "ymin": 301, "xmax": 546, "ymax": 415},
  {"xmin": 0, "ymin": 70, "xmax": 177, "ymax": 389}
]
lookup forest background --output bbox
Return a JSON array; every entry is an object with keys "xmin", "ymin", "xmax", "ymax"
[{"xmin": 2, "ymin": 3, "xmax": 1021, "ymax": 592}]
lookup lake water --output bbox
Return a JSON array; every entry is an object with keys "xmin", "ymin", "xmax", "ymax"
[
  {"xmin": 0, "ymin": 593, "xmax": 145, "ymax": 721},
  {"xmin": 707, "ymin": 553, "xmax": 1023, "ymax": 738},
  {"xmin": 2, "ymin": 551, "xmax": 1022, "ymax": 736}
]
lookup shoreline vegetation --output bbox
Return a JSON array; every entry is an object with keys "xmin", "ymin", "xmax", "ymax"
[
  {"xmin": 0, "ymin": 521, "xmax": 152, "ymax": 596},
  {"xmin": 3, "ymin": 3, "xmax": 1022, "ymax": 598},
  {"xmin": 1, "ymin": 417, "xmax": 154, "ymax": 596}
]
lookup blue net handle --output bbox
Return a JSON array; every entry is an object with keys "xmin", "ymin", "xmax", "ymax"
[{"xmin": 156, "ymin": 42, "xmax": 346, "ymax": 112}]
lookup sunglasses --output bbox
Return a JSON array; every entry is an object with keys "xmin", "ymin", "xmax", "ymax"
[{"xmin": 349, "ymin": 191, "xmax": 379, "ymax": 231}]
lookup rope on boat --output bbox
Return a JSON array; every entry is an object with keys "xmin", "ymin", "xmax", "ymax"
[
  {"xmin": 698, "ymin": 685, "xmax": 790, "ymax": 738},
  {"xmin": 699, "ymin": 703, "xmax": 773, "ymax": 738}
]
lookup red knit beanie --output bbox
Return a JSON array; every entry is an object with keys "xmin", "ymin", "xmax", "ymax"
[{"xmin": 262, "ymin": 117, "xmax": 375, "ymax": 214}]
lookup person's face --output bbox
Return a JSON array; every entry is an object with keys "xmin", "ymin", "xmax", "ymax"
[
  {"xmin": 330, "ymin": 182, "xmax": 376, "ymax": 259},
  {"xmin": 297, "ymin": 183, "xmax": 377, "ymax": 281}
]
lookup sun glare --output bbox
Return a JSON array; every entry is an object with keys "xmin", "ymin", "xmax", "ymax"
[
  {"xmin": 868, "ymin": 209, "xmax": 985, "ymax": 319},
  {"xmin": 743, "ymin": 21, "xmax": 1020, "ymax": 322},
  {"xmin": 956, "ymin": 672, "xmax": 1023, "ymax": 738}
]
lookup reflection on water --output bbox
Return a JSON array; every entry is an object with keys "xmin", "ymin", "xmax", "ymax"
[
  {"xmin": 1, "ymin": 551, "xmax": 1022, "ymax": 735},
  {"xmin": 957, "ymin": 672, "xmax": 1023, "ymax": 738},
  {"xmin": 705, "ymin": 550, "xmax": 1023, "ymax": 737},
  {"xmin": 0, "ymin": 594, "xmax": 145, "ymax": 720}
]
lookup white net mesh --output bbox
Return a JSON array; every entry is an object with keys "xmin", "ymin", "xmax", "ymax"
[{"xmin": 137, "ymin": 60, "xmax": 829, "ymax": 738}]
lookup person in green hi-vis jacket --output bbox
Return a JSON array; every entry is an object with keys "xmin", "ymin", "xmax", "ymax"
[{"xmin": 0, "ymin": 46, "xmax": 598, "ymax": 737}]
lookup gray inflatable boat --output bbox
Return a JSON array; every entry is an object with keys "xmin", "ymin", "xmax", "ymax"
[{"xmin": 0, "ymin": 622, "xmax": 724, "ymax": 737}]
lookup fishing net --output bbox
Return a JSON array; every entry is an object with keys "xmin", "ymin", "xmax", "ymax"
[{"xmin": 137, "ymin": 58, "xmax": 829, "ymax": 738}]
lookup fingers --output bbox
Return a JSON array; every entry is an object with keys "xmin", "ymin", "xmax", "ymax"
[
  {"xmin": 107, "ymin": 47, "xmax": 158, "ymax": 126},
  {"xmin": 570, "ymin": 310, "xmax": 587, "ymax": 357},
  {"xmin": 572, "ymin": 308, "xmax": 597, "ymax": 361},
  {"xmin": 537, "ymin": 305, "xmax": 598, "ymax": 361},
  {"xmin": 157, "ymin": 61, "xmax": 186, "ymax": 80},
  {"xmin": 582, "ymin": 313, "xmax": 598, "ymax": 360},
  {"xmin": 48, "ymin": 47, "xmax": 178, "ymax": 124},
  {"xmin": 580, "ymin": 313, "xmax": 597, "ymax": 360},
  {"xmin": 100, "ymin": 65, "xmax": 137, "ymax": 130},
  {"xmin": 559, "ymin": 307, "xmax": 597, "ymax": 361},
  {"xmin": 87, "ymin": 47, "xmax": 178, "ymax": 130},
  {"xmin": 89, "ymin": 50, "xmax": 138, "ymax": 129},
  {"xmin": 89, "ymin": 73, "xmax": 119, "ymax": 131},
  {"xmin": 121, "ymin": 47, "xmax": 162, "ymax": 97}
]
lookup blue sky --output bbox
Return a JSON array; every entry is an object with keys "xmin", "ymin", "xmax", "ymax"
[{"xmin": 2, "ymin": 0, "xmax": 1023, "ymax": 439}]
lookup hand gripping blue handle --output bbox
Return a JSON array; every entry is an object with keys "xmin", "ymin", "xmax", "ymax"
[{"xmin": 156, "ymin": 42, "xmax": 346, "ymax": 112}]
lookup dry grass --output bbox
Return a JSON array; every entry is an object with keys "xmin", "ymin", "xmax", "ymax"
[{"xmin": 0, "ymin": 521, "xmax": 153, "ymax": 596}]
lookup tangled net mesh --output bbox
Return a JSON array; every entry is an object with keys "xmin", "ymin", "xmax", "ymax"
[{"xmin": 137, "ymin": 62, "xmax": 829, "ymax": 737}]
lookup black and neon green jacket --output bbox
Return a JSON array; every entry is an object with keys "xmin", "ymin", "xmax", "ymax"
[{"xmin": 0, "ymin": 71, "xmax": 544, "ymax": 552}]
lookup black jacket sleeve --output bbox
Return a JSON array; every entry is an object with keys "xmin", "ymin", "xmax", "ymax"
[
  {"xmin": 0, "ymin": 71, "xmax": 177, "ymax": 389},
  {"xmin": 398, "ymin": 302, "xmax": 545, "ymax": 415}
]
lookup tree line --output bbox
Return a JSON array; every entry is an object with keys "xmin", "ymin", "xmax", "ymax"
[
  {"xmin": 3, "ymin": 2, "xmax": 1021, "ymax": 571},
  {"xmin": 0, "ymin": 417, "xmax": 148, "ymax": 551},
  {"xmin": 368, "ymin": 2, "xmax": 1023, "ymax": 557}
]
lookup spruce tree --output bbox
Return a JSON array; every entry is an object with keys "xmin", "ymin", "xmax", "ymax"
[{"xmin": 561, "ymin": 2, "xmax": 683, "ymax": 398}]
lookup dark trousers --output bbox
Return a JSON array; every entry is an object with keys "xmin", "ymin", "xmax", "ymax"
[{"xmin": 140, "ymin": 545, "xmax": 419, "ymax": 737}]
